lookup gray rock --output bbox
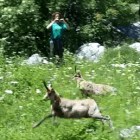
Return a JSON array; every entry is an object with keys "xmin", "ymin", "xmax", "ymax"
[
  {"xmin": 129, "ymin": 42, "xmax": 140, "ymax": 54},
  {"xmin": 76, "ymin": 43, "xmax": 105, "ymax": 62},
  {"xmin": 26, "ymin": 54, "xmax": 51, "ymax": 65},
  {"xmin": 118, "ymin": 22, "xmax": 140, "ymax": 38},
  {"xmin": 120, "ymin": 125, "xmax": 140, "ymax": 139},
  {"xmin": 27, "ymin": 54, "xmax": 43, "ymax": 65}
]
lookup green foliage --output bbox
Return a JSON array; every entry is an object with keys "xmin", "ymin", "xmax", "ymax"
[
  {"xmin": 0, "ymin": 0, "xmax": 138, "ymax": 56},
  {"xmin": 1, "ymin": 49, "xmax": 140, "ymax": 139},
  {"xmin": 100, "ymin": 45, "xmax": 140, "ymax": 64},
  {"xmin": 121, "ymin": 0, "xmax": 138, "ymax": 4}
]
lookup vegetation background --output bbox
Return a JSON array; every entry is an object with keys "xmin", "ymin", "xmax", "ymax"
[
  {"xmin": 0, "ymin": 0, "xmax": 139, "ymax": 57},
  {"xmin": 0, "ymin": 0, "xmax": 140, "ymax": 140}
]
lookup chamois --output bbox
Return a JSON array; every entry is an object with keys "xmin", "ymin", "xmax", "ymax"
[
  {"xmin": 73, "ymin": 70, "xmax": 117, "ymax": 96},
  {"xmin": 33, "ymin": 82, "xmax": 114, "ymax": 130}
]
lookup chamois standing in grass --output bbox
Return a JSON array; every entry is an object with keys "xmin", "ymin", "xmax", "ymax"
[
  {"xmin": 33, "ymin": 82, "xmax": 114, "ymax": 130},
  {"xmin": 73, "ymin": 70, "xmax": 117, "ymax": 96}
]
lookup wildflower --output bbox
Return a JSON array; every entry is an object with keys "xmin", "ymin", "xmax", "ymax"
[
  {"xmin": 86, "ymin": 74, "xmax": 91, "ymax": 77},
  {"xmin": 136, "ymin": 87, "xmax": 140, "ymax": 90},
  {"xmin": 11, "ymin": 81, "xmax": 18, "ymax": 84},
  {"xmin": 43, "ymin": 60, "xmax": 48, "ymax": 64},
  {"xmin": 133, "ymin": 91, "xmax": 138, "ymax": 94},
  {"xmin": 85, "ymin": 71, "xmax": 89, "ymax": 74},
  {"xmin": 36, "ymin": 89, "xmax": 41, "ymax": 94},
  {"xmin": 75, "ymin": 61, "xmax": 81, "ymax": 64},
  {"xmin": 19, "ymin": 106, "xmax": 23, "ymax": 109},
  {"xmin": 0, "ymin": 95, "xmax": 5, "ymax": 100},
  {"xmin": 8, "ymin": 9, "xmax": 12, "ymax": 12},
  {"xmin": 6, "ymin": 72, "xmax": 12, "ymax": 76},
  {"xmin": 116, "ymin": 70, "xmax": 121, "ymax": 73},
  {"xmin": 5, "ymin": 90, "xmax": 13, "ymax": 94},
  {"xmin": 120, "ymin": 64, "xmax": 126, "ymax": 69},
  {"xmin": 68, "ymin": 67, "xmax": 72, "ymax": 70},
  {"xmin": 0, "ymin": 76, "xmax": 3, "ymax": 80}
]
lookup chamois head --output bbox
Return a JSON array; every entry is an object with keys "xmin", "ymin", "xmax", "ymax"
[
  {"xmin": 72, "ymin": 70, "xmax": 82, "ymax": 81},
  {"xmin": 43, "ymin": 81, "xmax": 60, "ymax": 101}
]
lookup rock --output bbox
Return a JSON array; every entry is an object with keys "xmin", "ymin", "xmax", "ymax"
[
  {"xmin": 129, "ymin": 42, "xmax": 140, "ymax": 54},
  {"xmin": 118, "ymin": 22, "xmax": 140, "ymax": 38},
  {"xmin": 120, "ymin": 125, "xmax": 140, "ymax": 139},
  {"xmin": 27, "ymin": 54, "xmax": 43, "ymax": 65},
  {"xmin": 76, "ymin": 43, "xmax": 105, "ymax": 62},
  {"xmin": 26, "ymin": 54, "xmax": 53, "ymax": 65}
]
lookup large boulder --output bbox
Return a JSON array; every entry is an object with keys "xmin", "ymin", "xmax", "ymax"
[
  {"xmin": 27, "ymin": 54, "xmax": 49, "ymax": 65},
  {"xmin": 118, "ymin": 22, "xmax": 140, "ymax": 38},
  {"xmin": 129, "ymin": 42, "xmax": 140, "ymax": 54},
  {"xmin": 76, "ymin": 43, "xmax": 105, "ymax": 62}
]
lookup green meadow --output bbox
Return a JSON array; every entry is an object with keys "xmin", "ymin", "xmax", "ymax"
[{"xmin": 0, "ymin": 45, "xmax": 140, "ymax": 140}]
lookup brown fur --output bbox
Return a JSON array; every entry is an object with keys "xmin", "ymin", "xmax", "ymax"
[
  {"xmin": 73, "ymin": 71, "xmax": 116, "ymax": 96},
  {"xmin": 41, "ymin": 84, "xmax": 114, "ymax": 130}
]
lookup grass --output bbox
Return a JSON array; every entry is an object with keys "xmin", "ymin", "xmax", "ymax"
[{"xmin": 0, "ymin": 45, "xmax": 140, "ymax": 140}]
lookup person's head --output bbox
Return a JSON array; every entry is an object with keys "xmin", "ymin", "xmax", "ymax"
[{"xmin": 51, "ymin": 11, "xmax": 62, "ymax": 22}]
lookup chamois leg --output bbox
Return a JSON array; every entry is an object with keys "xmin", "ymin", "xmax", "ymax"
[
  {"xmin": 53, "ymin": 116, "xmax": 57, "ymax": 125},
  {"xmin": 32, "ymin": 114, "xmax": 53, "ymax": 128},
  {"xmin": 91, "ymin": 114, "xmax": 114, "ymax": 130},
  {"xmin": 88, "ymin": 106, "xmax": 114, "ymax": 130}
]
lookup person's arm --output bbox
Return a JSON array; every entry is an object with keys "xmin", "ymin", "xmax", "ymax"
[
  {"xmin": 47, "ymin": 20, "xmax": 55, "ymax": 29},
  {"xmin": 60, "ymin": 19, "xmax": 69, "ymax": 29}
]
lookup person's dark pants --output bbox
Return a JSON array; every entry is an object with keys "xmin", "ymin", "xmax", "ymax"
[{"xmin": 53, "ymin": 38, "xmax": 64, "ymax": 59}]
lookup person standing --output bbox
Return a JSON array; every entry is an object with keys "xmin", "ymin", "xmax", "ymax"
[{"xmin": 47, "ymin": 11, "xmax": 69, "ymax": 63}]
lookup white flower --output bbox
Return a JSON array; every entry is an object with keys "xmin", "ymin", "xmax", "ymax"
[
  {"xmin": 136, "ymin": 87, "xmax": 140, "ymax": 90},
  {"xmin": 5, "ymin": 90, "xmax": 13, "ymax": 94},
  {"xmin": 120, "ymin": 64, "xmax": 126, "ymax": 69},
  {"xmin": 0, "ymin": 76, "xmax": 3, "ymax": 80},
  {"xmin": 6, "ymin": 72, "xmax": 12, "ymax": 76},
  {"xmin": 68, "ymin": 67, "xmax": 72, "ymax": 70},
  {"xmin": 75, "ymin": 61, "xmax": 81, "ymax": 64},
  {"xmin": 19, "ymin": 106, "xmax": 23, "ymax": 109},
  {"xmin": 116, "ymin": 70, "xmax": 121, "ymax": 73},
  {"xmin": 0, "ymin": 95, "xmax": 5, "ymax": 100},
  {"xmin": 36, "ymin": 89, "xmax": 41, "ymax": 94},
  {"xmin": 43, "ymin": 59, "xmax": 48, "ymax": 64},
  {"xmin": 4, "ymin": 8, "xmax": 7, "ymax": 11},
  {"xmin": 8, "ymin": 9, "xmax": 12, "ymax": 12},
  {"xmin": 85, "ymin": 71, "xmax": 89, "ymax": 74},
  {"xmin": 11, "ymin": 81, "xmax": 18, "ymax": 84}
]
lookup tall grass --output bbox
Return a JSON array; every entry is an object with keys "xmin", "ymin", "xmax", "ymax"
[{"xmin": 0, "ymin": 45, "xmax": 140, "ymax": 140}]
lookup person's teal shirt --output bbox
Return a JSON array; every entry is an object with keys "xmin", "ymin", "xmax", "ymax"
[{"xmin": 51, "ymin": 22, "xmax": 67, "ymax": 39}]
